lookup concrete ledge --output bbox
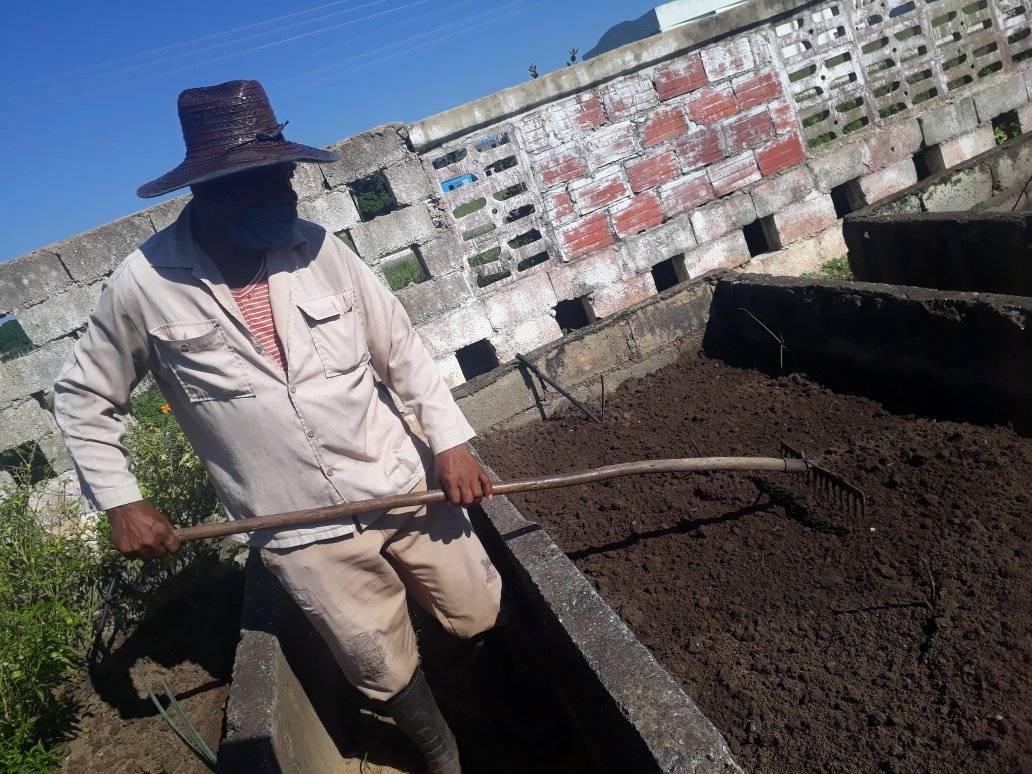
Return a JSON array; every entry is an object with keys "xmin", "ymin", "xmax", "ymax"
[{"xmin": 408, "ymin": 0, "xmax": 820, "ymax": 150}]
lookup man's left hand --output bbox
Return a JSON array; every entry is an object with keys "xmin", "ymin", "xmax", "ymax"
[{"xmin": 436, "ymin": 445, "xmax": 494, "ymax": 506}]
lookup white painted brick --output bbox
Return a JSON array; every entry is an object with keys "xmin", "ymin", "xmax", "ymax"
[
  {"xmin": 584, "ymin": 121, "xmax": 638, "ymax": 169},
  {"xmin": 690, "ymin": 193, "xmax": 756, "ymax": 244},
  {"xmin": 483, "ymin": 273, "xmax": 557, "ymax": 330},
  {"xmin": 701, "ymin": 37, "xmax": 755, "ymax": 81},
  {"xmin": 587, "ymin": 273, "xmax": 657, "ymax": 320}
]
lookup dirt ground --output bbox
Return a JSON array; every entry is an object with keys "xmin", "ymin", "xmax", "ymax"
[
  {"xmin": 58, "ymin": 561, "xmax": 243, "ymax": 774},
  {"xmin": 478, "ymin": 353, "xmax": 1032, "ymax": 774}
]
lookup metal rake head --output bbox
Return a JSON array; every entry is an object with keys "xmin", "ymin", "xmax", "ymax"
[{"xmin": 780, "ymin": 442, "xmax": 867, "ymax": 518}]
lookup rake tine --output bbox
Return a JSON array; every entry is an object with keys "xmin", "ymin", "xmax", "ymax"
[{"xmin": 780, "ymin": 441, "xmax": 867, "ymax": 519}]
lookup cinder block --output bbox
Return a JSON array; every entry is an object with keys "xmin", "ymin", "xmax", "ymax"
[
  {"xmin": 972, "ymin": 73, "xmax": 1027, "ymax": 123},
  {"xmin": 707, "ymin": 151, "xmax": 760, "ymax": 196},
  {"xmin": 384, "ymin": 159, "xmax": 436, "ymax": 205},
  {"xmin": 864, "ymin": 119, "xmax": 923, "ymax": 171},
  {"xmin": 621, "ymin": 214, "xmax": 697, "ymax": 274},
  {"xmin": 808, "ymin": 142, "xmax": 866, "ymax": 191},
  {"xmin": 763, "ymin": 192, "xmax": 837, "ymax": 248},
  {"xmin": 919, "ymin": 97, "xmax": 978, "ymax": 146},
  {"xmin": 584, "ymin": 121, "xmax": 637, "ymax": 169},
  {"xmin": 557, "ymin": 212, "xmax": 616, "ymax": 259},
  {"xmin": 570, "ymin": 169, "xmax": 631, "ymax": 216},
  {"xmin": 743, "ymin": 237, "xmax": 822, "ymax": 276},
  {"xmin": 416, "ymin": 303, "xmax": 493, "ymax": 359},
  {"xmin": 349, "ymin": 205, "xmax": 437, "ymax": 261},
  {"xmin": 291, "ymin": 163, "xmax": 328, "ymax": 200},
  {"xmin": 681, "ymin": 231, "xmax": 751, "ymax": 278},
  {"xmin": 924, "ymin": 126, "xmax": 996, "ymax": 173},
  {"xmin": 490, "ymin": 315, "xmax": 563, "ymax": 364},
  {"xmin": 420, "ymin": 233, "xmax": 464, "ymax": 276},
  {"xmin": 435, "ymin": 354, "xmax": 465, "ymax": 388},
  {"xmin": 297, "ymin": 190, "xmax": 361, "ymax": 234},
  {"xmin": 991, "ymin": 140, "xmax": 1032, "ymax": 192},
  {"xmin": 750, "ymin": 165, "xmax": 814, "ymax": 218},
  {"xmin": 57, "ymin": 214, "xmax": 156, "ymax": 283},
  {"xmin": 0, "ymin": 249, "xmax": 72, "ymax": 310},
  {"xmin": 145, "ymin": 195, "xmax": 190, "ymax": 231},
  {"xmin": 920, "ymin": 164, "xmax": 993, "ymax": 211},
  {"xmin": 690, "ymin": 193, "xmax": 756, "ymax": 244},
  {"xmin": 548, "ymin": 248, "xmax": 623, "ymax": 301},
  {"xmin": 846, "ymin": 158, "xmax": 918, "ymax": 208},
  {"xmin": 396, "ymin": 273, "xmax": 471, "ymax": 325},
  {"xmin": 1018, "ymin": 103, "xmax": 1032, "ymax": 134},
  {"xmin": 817, "ymin": 224, "xmax": 848, "ymax": 261},
  {"xmin": 701, "ymin": 37, "xmax": 755, "ymax": 82},
  {"xmin": 611, "ymin": 193, "xmax": 664, "ymax": 237},
  {"xmin": 0, "ymin": 337, "xmax": 75, "ymax": 404},
  {"xmin": 17, "ymin": 282, "xmax": 103, "ymax": 345},
  {"xmin": 37, "ymin": 433, "xmax": 72, "ymax": 474},
  {"xmin": 587, "ymin": 273, "xmax": 657, "ymax": 320},
  {"xmin": 484, "ymin": 273, "xmax": 557, "ymax": 330},
  {"xmin": 0, "ymin": 397, "xmax": 58, "ymax": 451},
  {"xmin": 322, "ymin": 125, "xmax": 408, "ymax": 187}
]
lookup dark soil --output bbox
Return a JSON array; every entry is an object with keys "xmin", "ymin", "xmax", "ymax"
[
  {"xmin": 477, "ymin": 353, "xmax": 1032, "ymax": 774},
  {"xmin": 59, "ymin": 561, "xmax": 243, "ymax": 773}
]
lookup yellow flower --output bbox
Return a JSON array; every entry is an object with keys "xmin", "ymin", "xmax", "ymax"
[{"xmin": 160, "ymin": 403, "xmax": 172, "ymax": 414}]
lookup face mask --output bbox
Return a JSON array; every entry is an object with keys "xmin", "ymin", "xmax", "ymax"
[{"xmin": 195, "ymin": 198, "xmax": 298, "ymax": 251}]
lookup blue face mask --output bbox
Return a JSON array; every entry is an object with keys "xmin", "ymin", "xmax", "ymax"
[{"xmin": 195, "ymin": 199, "xmax": 298, "ymax": 251}]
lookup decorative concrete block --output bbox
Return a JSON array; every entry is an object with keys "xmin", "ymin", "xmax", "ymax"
[
  {"xmin": 548, "ymin": 248, "xmax": 624, "ymax": 301},
  {"xmin": 750, "ymin": 165, "xmax": 814, "ymax": 218},
  {"xmin": 384, "ymin": 159, "xmax": 436, "ymax": 206},
  {"xmin": 0, "ymin": 397, "xmax": 58, "ymax": 451},
  {"xmin": 681, "ymin": 231, "xmax": 751, "ymax": 278},
  {"xmin": 919, "ymin": 97, "xmax": 978, "ymax": 146},
  {"xmin": 484, "ymin": 273, "xmax": 557, "ymax": 330},
  {"xmin": 972, "ymin": 73, "xmax": 1027, "ymax": 123},
  {"xmin": 743, "ymin": 237, "xmax": 822, "ymax": 276},
  {"xmin": 17, "ymin": 282, "xmax": 104, "ymax": 345},
  {"xmin": 322, "ymin": 125, "xmax": 408, "ymax": 187},
  {"xmin": 297, "ymin": 190, "xmax": 361, "ymax": 234},
  {"xmin": 0, "ymin": 337, "xmax": 75, "ymax": 404},
  {"xmin": 145, "ymin": 195, "xmax": 190, "ymax": 231},
  {"xmin": 587, "ymin": 273, "xmax": 657, "ymax": 320},
  {"xmin": 416, "ymin": 304, "xmax": 493, "ymax": 359},
  {"xmin": 808, "ymin": 142, "xmax": 865, "ymax": 191},
  {"xmin": 846, "ymin": 158, "xmax": 918, "ymax": 209},
  {"xmin": 622, "ymin": 214, "xmax": 697, "ymax": 274},
  {"xmin": 0, "ymin": 249, "xmax": 72, "ymax": 311},
  {"xmin": 435, "ymin": 353, "xmax": 465, "ymax": 388},
  {"xmin": 491, "ymin": 315, "xmax": 563, "ymax": 363},
  {"xmin": 924, "ymin": 126, "xmax": 996, "ymax": 174},
  {"xmin": 762, "ymin": 192, "xmax": 837, "ymax": 248},
  {"xmin": 57, "ymin": 214, "xmax": 156, "ymax": 284},
  {"xmin": 920, "ymin": 164, "xmax": 993, "ymax": 212},
  {"xmin": 690, "ymin": 193, "xmax": 756, "ymax": 244},
  {"xmin": 396, "ymin": 273, "xmax": 471, "ymax": 326},
  {"xmin": 349, "ymin": 205, "xmax": 437, "ymax": 261}
]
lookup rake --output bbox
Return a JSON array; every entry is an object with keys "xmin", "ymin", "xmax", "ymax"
[{"xmin": 172, "ymin": 453, "xmax": 866, "ymax": 543}]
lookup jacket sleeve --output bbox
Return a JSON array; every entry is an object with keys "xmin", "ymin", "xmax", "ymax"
[
  {"xmin": 53, "ymin": 265, "xmax": 151, "ymax": 511},
  {"xmin": 343, "ymin": 240, "xmax": 476, "ymax": 454}
]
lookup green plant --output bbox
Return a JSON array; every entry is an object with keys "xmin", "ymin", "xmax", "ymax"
[
  {"xmin": 994, "ymin": 120, "xmax": 1021, "ymax": 145},
  {"xmin": 382, "ymin": 258, "xmax": 428, "ymax": 292},
  {"xmin": 803, "ymin": 255, "xmax": 855, "ymax": 280}
]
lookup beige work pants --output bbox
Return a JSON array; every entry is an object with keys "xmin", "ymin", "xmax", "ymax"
[{"xmin": 260, "ymin": 482, "xmax": 503, "ymax": 701}]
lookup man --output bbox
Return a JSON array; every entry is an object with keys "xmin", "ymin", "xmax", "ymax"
[{"xmin": 54, "ymin": 80, "xmax": 502, "ymax": 774}]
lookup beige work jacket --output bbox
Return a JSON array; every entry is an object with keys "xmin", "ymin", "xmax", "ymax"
[{"xmin": 53, "ymin": 203, "xmax": 475, "ymax": 548}]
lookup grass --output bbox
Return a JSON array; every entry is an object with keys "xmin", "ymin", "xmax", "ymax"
[
  {"xmin": 803, "ymin": 255, "xmax": 854, "ymax": 281},
  {"xmin": 382, "ymin": 257, "xmax": 428, "ymax": 291}
]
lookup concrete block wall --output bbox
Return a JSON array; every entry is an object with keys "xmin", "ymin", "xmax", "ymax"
[{"xmin": 4, "ymin": 0, "xmax": 1032, "ymax": 475}]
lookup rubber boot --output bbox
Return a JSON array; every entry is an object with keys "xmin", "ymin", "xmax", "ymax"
[{"xmin": 384, "ymin": 668, "xmax": 461, "ymax": 774}]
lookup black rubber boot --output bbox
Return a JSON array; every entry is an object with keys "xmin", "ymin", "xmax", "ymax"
[{"xmin": 384, "ymin": 668, "xmax": 461, "ymax": 774}]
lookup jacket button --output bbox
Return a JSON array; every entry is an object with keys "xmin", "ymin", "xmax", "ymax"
[
  {"xmin": 306, "ymin": 430, "xmax": 316, "ymax": 438},
  {"xmin": 289, "ymin": 385, "xmax": 297, "ymax": 394},
  {"xmin": 326, "ymin": 470, "xmax": 334, "ymax": 477},
  {"xmin": 180, "ymin": 343, "xmax": 190, "ymax": 352}
]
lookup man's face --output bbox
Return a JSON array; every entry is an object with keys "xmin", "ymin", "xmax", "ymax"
[{"xmin": 194, "ymin": 162, "xmax": 298, "ymax": 209}]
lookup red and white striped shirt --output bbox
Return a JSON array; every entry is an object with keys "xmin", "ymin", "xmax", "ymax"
[{"xmin": 229, "ymin": 258, "xmax": 287, "ymax": 373}]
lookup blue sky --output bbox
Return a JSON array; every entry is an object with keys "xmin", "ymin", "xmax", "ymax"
[{"xmin": 0, "ymin": 0, "xmax": 654, "ymax": 262}]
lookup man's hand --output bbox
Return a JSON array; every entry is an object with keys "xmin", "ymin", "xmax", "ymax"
[
  {"xmin": 436, "ymin": 445, "xmax": 494, "ymax": 507},
  {"xmin": 106, "ymin": 500, "xmax": 181, "ymax": 560}
]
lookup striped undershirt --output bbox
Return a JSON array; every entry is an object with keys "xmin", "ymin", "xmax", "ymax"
[{"xmin": 229, "ymin": 257, "xmax": 287, "ymax": 373}]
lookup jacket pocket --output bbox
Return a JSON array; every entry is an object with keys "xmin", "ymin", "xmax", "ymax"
[
  {"xmin": 297, "ymin": 289, "xmax": 365, "ymax": 378},
  {"xmin": 151, "ymin": 320, "xmax": 256, "ymax": 403}
]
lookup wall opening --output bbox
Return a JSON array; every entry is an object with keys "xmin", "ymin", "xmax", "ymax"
[
  {"xmin": 830, "ymin": 181, "xmax": 857, "ymax": 217},
  {"xmin": 742, "ymin": 220, "xmax": 773, "ymax": 256},
  {"xmin": 432, "ymin": 147, "xmax": 467, "ymax": 169},
  {"xmin": 0, "ymin": 441, "xmax": 56, "ymax": 485},
  {"xmin": 484, "ymin": 156, "xmax": 518, "ymax": 176},
  {"xmin": 651, "ymin": 257, "xmax": 683, "ymax": 291},
  {"xmin": 913, "ymin": 149, "xmax": 933, "ymax": 181},
  {"xmin": 350, "ymin": 172, "xmax": 399, "ymax": 221},
  {"xmin": 516, "ymin": 250, "xmax": 550, "ymax": 272},
  {"xmin": 992, "ymin": 109, "xmax": 1022, "ymax": 144},
  {"xmin": 382, "ymin": 248, "xmax": 430, "ymax": 291},
  {"xmin": 553, "ymin": 298, "xmax": 591, "ymax": 333},
  {"xmin": 0, "ymin": 315, "xmax": 32, "ymax": 362},
  {"xmin": 456, "ymin": 339, "xmax": 499, "ymax": 380}
]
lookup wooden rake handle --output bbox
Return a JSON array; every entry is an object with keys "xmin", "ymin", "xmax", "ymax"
[{"xmin": 173, "ymin": 456, "xmax": 808, "ymax": 544}]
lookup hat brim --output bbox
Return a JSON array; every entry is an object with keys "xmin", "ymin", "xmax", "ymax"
[{"xmin": 137, "ymin": 140, "xmax": 340, "ymax": 198}]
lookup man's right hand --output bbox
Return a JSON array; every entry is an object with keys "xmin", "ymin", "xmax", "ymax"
[{"xmin": 106, "ymin": 500, "xmax": 181, "ymax": 560}]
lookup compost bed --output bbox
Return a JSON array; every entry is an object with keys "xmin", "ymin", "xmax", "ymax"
[{"xmin": 478, "ymin": 353, "xmax": 1032, "ymax": 774}]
